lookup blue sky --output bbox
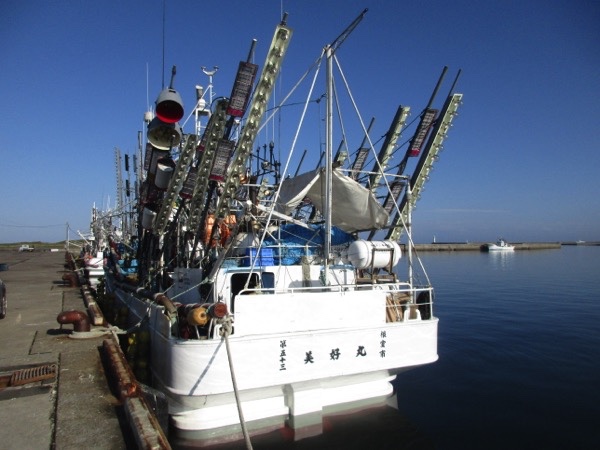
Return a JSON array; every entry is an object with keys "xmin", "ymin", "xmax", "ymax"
[{"xmin": 1, "ymin": 0, "xmax": 598, "ymax": 244}]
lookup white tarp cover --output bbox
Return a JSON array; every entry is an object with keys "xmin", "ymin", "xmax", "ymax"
[{"xmin": 276, "ymin": 168, "xmax": 389, "ymax": 232}]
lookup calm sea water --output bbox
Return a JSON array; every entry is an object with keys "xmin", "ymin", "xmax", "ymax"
[
  {"xmin": 396, "ymin": 245, "xmax": 600, "ymax": 450},
  {"xmin": 177, "ymin": 246, "xmax": 600, "ymax": 449}
]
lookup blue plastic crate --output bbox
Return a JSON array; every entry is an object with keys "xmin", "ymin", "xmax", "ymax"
[{"xmin": 244, "ymin": 248, "xmax": 274, "ymax": 266}]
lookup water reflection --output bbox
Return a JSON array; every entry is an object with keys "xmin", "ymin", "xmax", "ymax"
[
  {"xmin": 171, "ymin": 402, "xmax": 434, "ymax": 449},
  {"xmin": 486, "ymin": 249, "xmax": 515, "ymax": 270}
]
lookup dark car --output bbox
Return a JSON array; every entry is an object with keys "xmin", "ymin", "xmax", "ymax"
[{"xmin": 0, "ymin": 280, "xmax": 6, "ymax": 319}]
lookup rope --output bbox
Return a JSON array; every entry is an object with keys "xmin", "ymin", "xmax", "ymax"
[
  {"xmin": 69, "ymin": 306, "xmax": 150, "ymax": 340},
  {"xmin": 123, "ymin": 306, "xmax": 151, "ymax": 334},
  {"xmin": 68, "ymin": 325, "xmax": 123, "ymax": 339},
  {"xmin": 219, "ymin": 317, "xmax": 253, "ymax": 450}
]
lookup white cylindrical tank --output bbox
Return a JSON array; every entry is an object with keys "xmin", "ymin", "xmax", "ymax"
[
  {"xmin": 346, "ymin": 240, "xmax": 402, "ymax": 269},
  {"xmin": 155, "ymin": 162, "xmax": 174, "ymax": 189},
  {"xmin": 142, "ymin": 207, "xmax": 157, "ymax": 230}
]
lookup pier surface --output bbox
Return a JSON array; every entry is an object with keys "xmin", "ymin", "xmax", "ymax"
[{"xmin": 0, "ymin": 250, "xmax": 132, "ymax": 449}]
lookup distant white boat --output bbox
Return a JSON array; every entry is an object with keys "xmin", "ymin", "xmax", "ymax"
[{"xmin": 486, "ymin": 238, "xmax": 515, "ymax": 251}]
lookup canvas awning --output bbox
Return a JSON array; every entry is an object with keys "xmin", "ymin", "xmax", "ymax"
[{"xmin": 275, "ymin": 168, "xmax": 389, "ymax": 233}]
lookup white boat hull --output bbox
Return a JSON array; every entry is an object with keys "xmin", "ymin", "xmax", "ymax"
[
  {"xmin": 487, "ymin": 244, "xmax": 514, "ymax": 251},
  {"xmin": 109, "ymin": 275, "xmax": 438, "ymax": 443},
  {"xmin": 486, "ymin": 239, "xmax": 515, "ymax": 251}
]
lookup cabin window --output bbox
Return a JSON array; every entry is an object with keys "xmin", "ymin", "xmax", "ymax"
[
  {"xmin": 229, "ymin": 272, "xmax": 275, "ymax": 312},
  {"xmin": 261, "ymin": 272, "xmax": 275, "ymax": 291},
  {"xmin": 230, "ymin": 273, "xmax": 260, "ymax": 312}
]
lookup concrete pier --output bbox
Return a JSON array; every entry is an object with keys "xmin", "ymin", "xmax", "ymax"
[{"xmin": 0, "ymin": 249, "xmax": 166, "ymax": 449}]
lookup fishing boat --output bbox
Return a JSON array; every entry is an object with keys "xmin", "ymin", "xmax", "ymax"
[
  {"xmin": 485, "ymin": 238, "xmax": 515, "ymax": 252},
  {"xmin": 83, "ymin": 251, "xmax": 104, "ymax": 286},
  {"xmin": 92, "ymin": 10, "xmax": 463, "ymax": 446}
]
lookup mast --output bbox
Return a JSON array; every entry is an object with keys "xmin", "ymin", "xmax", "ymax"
[
  {"xmin": 114, "ymin": 147, "xmax": 126, "ymax": 237},
  {"xmin": 323, "ymin": 44, "xmax": 333, "ymax": 283},
  {"xmin": 406, "ymin": 181, "xmax": 413, "ymax": 288},
  {"xmin": 321, "ymin": 8, "xmax": 367, "ymax": 284}
]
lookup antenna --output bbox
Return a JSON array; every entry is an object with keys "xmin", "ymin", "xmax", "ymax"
[
  {"xmin": 201, "ymin": 66, "xmax": 219, "ymax": 107},
  {"xmin": 161, "ymin": 0, "xmax": 166, "ymax": 88},
  {"xmin": 146, "ymin": 63, "xmax": 150, "ymax": 114}
]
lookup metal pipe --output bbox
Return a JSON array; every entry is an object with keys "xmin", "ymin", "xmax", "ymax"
[
  {"xmin": 114, "ymin": 281, "xmax": 178, "ymax": 316},
  {"xmin": 426, "ymin": 66, "xmax": 448, "ymax": 108}
]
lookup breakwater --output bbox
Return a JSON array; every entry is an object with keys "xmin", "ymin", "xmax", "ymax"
[{"xmin": 410, "ymin": 242, "xmax": 562, "ymax": 252}]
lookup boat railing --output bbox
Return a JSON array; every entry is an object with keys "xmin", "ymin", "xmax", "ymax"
[
  {"xmin": 235, "ymin": 283, "xmax": 434, "ymax": 322},
  {"xmin": 384, "ymin": 286, "xmax": 434, "ymax": 322},
  {"xmin": 223, "ymin": 243, "xmax": 324, "ymax": 268},
  {"xmin": 166, "ymin": 283, "xmax": 435, "ymax": 341},
  {"xmin": 236, "ymin": 279, "xmax": 413, "ymax": 295}
]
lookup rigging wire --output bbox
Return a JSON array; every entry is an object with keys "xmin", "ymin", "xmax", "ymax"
[
  {"xmin": 0, "ymin": 222, "xmax": 65, "ymax": 229},
  {"xmin": 332, "ymin": 53, "xmax": 411, "ymax": 225}
]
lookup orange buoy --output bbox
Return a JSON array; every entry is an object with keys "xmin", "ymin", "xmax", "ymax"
[{"xmin": 187, "ymin": 306, "xmax": 209, "ymax": 326}]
